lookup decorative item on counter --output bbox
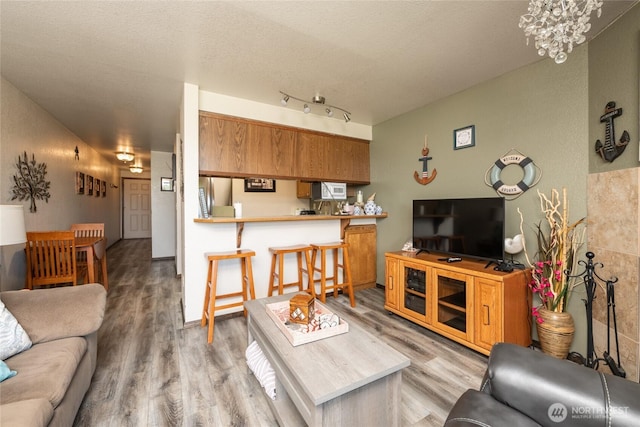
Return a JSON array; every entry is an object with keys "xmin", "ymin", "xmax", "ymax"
[
  {"xmin": 375, "ymin": 205, "xmax": 383, "ymax": 215},
  {"xmin": 402, "ymin": 240, "xmax": 418, "ymax": 253},
  {"xmin": 594, "ymin": 101, "xmax": 629, "ymax": 163},
  {"xmin": 343, "ymin": 202, "xmax": 355, "ymax": 215},
  {"xmin": 289, "ymin": 293, "xmax": 315, "ymax": 325},
  {"xmin": 484, "ymin": 148, "xmax": 541, "ymax": 200},
  {"xmin": 414, "ymin": 135, "xmax": 437, "ymax": 185},
  {"xmin": 364, "ymin": 193, "xmax": 377, "ymax": 215},
  {"xmin": 353, "ymin": 205, "xmax": 362, "ymax": 215},
  {"xmin": 356, "ymin": 190, "xmax": 363, "ymax": 205}
]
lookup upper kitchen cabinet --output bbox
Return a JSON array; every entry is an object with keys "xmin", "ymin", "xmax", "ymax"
[{"xmin": 199, "ymin": 112, "xmax": 370, "ymax": 184}]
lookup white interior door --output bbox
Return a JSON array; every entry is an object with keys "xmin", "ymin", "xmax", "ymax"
[{"xmin": 123, "ymin": 178, "xmax": 151, "ymax": 239}]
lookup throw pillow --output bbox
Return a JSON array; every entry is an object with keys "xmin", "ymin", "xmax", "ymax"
[
  {"xmin": 0, "ymin": 360, "xmax": 16, "ymax": 382},
  {"xmin": 0, "ymin": 299, "xmax": 32, "ymax": 360}
]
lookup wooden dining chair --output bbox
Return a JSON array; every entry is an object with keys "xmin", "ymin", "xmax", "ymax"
[
  {"xmin": 70, "ymin": 223, "xmax": 108, "ymax": 289},
  {"xmin": 25, "ymin": 231, "xmax": 77, "ymax": 289}
]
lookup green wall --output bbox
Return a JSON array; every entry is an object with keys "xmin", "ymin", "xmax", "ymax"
[
  {"xmin": 589, "ymin": 4, "xmax": 639, "ymax": 173},
  {"xmin": 369, "ymin": 3, "xmax": 639, "ymax": 354}
]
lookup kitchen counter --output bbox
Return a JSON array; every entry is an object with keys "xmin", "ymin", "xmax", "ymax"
[
  {"xmin": 194, "ymin": 213, "xmax": 387, "ymax": 223},
  {"xmin": 186, "ymin": 213, "xmax": 387, "ymax": 321},
  {"xmin": 195, "ymin": 214, "xmax": 387, "ymax": 247}
]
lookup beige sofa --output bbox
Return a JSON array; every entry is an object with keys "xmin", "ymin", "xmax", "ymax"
[{"xmin": 0, "ymin": 284, "xmax": 106, "ymax": 427}]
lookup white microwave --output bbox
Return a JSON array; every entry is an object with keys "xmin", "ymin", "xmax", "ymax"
[{"xmin": 311, "ymin": 182, "xmax": 347, "ymax": 200}]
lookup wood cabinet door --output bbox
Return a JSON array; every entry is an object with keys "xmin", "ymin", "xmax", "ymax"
[
  {"xmin": 199, "ymin": 114, "xmax": 248, "ymax": 175},
  {"xmin": 344, "ymin": 225, "xmax": 377, "ymax": 290},
  {"xmin": 385, "ymin": 256, "xmax": 399, "ymax": 310},
  {"xmin": 247, "ymin": 125, "xmax": 296, "ymax": 177},
  {"xmin": 474, "ymin": 278, "xmax": 503, "ymax": 351}
]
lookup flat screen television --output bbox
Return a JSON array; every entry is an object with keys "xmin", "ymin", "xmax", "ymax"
[{"xmin": 413, "ymin": 197, "xmax": 505, "ymax": 261}]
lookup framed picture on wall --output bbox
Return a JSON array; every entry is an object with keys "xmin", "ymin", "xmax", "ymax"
[
  {"xmin": 95, "ymin": 179, "xmax": 101, "ymax": 197},
  {"xmin": 87, "ymin": 175, "xmax": 93, "ymax": 196},
  {"xmin": 75, "ymin": 172, "xmax": 85, "ymax": 194},
  {"xmin": 161, "ymin": 177, "xmax": 173, "ymax": 192},
  {"xmin": 454, "ymin": 125, "xmax": 475, "ymax": 150},
  {"xmin": 102, "ymin": 180, "xmax": 106, "ymax": 197},
  {"xmin": 244, "ymin": 178, "xmax": 276, "ymax": 192}
]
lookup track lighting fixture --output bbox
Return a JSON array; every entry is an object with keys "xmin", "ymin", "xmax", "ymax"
[
  {"xmin": 279, "ymin": 91, "xmax": 351, "ymax": 122},
  {"xmin": 116, "ymin": 151, "xmax": 135, "ymax": 162}
]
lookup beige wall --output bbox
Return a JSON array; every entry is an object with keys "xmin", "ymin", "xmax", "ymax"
[
  {"xmin": 0, "ymin": 77, "xmax": 121, "ymax": 291},
  {"xmin": 370, "ymin": 3, "xmax": 640, "ymax": 361}
]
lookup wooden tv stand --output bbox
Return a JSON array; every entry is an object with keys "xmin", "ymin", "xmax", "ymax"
[{"xmin": 384, "ymin": 251, "xmax": 531, "ymax": 355}]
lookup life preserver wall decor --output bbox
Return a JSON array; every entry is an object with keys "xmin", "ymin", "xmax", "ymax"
[{"xmin": 484, "ymin": 149, "xmax": 541, "ymax": 200}]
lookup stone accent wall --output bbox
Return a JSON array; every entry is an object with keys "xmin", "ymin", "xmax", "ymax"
[{"xmin": 587, "ymin": 168, "xmax": 639, "ymax": 381}]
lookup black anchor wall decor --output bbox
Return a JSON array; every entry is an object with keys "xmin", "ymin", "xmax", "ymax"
[{"xmin": 595, "ymin": 101, "xmax": 630, "ymax": 163}]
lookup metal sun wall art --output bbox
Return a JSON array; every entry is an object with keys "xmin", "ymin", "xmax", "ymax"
[{"xmin": 11, "ymin": 152, "xmax": 51, "ymax": 213}]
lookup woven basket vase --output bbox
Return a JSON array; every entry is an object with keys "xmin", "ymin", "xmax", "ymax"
[{"xmin": 536, "ymin": 307, "xmax": 575, "ymax": 359}]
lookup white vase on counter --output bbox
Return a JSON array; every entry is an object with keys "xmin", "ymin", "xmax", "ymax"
[{"xmin": 364, "ymin": 200, "xmax": 376, "ymax": 215}]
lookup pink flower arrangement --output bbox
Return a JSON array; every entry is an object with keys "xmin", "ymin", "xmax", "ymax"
[{"xmin": 520, "ymin": 189, "xmax": 585, "ymax": 324}]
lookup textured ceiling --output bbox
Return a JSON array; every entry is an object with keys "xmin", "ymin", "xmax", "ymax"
[{"xmin": 1, "ymin": 1, "xmax": 636, "ymax": 170}]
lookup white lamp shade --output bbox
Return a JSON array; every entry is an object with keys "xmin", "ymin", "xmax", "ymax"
[{"xmin": 0, "ymin": 205, "xmax": 27, "ymax": 246}]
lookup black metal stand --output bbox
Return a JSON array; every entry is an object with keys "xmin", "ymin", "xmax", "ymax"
[{"xmin": 568, "ymin": 252, "xmax": 625, "ymax": 377}]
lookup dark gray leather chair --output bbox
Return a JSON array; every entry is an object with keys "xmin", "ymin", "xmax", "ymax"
[{"xmin": 445, "ymin": 343, "xmax": 640, "ymax": 427}]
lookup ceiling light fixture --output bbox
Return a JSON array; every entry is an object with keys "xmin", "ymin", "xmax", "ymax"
[
  {"xmin": 129, "ymin": 165, "xmax": 143, "ymax": 174},
  {"xmin": 519, "ymin": 0, "xmax": 602, "ymax": 64},
  {"xmin": 279, "ymin": 91, "xmax": 351, "ymax": 123},
  {"xmin": 116, "ymin": 152, "xmax": 135, "ymax": 162}
]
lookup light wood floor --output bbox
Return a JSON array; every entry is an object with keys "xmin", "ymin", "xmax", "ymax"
[{"xmin": 74, "ymin": 239, "xmax": 488, "ymax": 427}]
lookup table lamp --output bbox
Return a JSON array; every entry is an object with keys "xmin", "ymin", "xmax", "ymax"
[{"xmin": 0, "ymin": 205, "xmax": 27, "ymax": 246}]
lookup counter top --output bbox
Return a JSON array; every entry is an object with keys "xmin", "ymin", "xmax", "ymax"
[{"xmin": 194, "ymin": 213, "xmax": 387, "ymax": 223}]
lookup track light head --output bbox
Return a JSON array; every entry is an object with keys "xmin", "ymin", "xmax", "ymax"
[
  {"xmin": 281, "ymin": 95, "xmax": 289, "ymax": 106},
  {"xmin": 326, "ymin": 108, "xmax": 333, "ymax": 117},
  {"xmin": 312, "ymin": 95, "xmax": 325, "ymax": 104},
  {"xmin": 343, "ymin": 113, "xmax": 351, "ymax": 122},
  {"xmin": 303, "ymin": 104, "xmax": 310, "ymax": 114}
]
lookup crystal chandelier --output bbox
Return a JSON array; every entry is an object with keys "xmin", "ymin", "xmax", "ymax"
[{"xmin": 519, "ymin": 0, "xmax": 603, "ymax": 64}]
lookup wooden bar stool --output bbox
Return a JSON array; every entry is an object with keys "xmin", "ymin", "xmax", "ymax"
[
  {"xmin": 310, "ymin": 241, "xmax": 355, "ymax": 307},
  {"xmin": 267, "ymin": 244, "xmax": 315, "ymax": 297},
  {"xmin": 201, "ymin": 249, "xmax": 256, "ymax": 344}
]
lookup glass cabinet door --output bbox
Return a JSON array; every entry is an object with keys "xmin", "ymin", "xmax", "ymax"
[
  {"xmin": 433, "ymin": 270, "xmax": 470, "ymax": 338},
  {"xmin": 401, "ymin": 262, "xmax": 430, "ymax": 323}
]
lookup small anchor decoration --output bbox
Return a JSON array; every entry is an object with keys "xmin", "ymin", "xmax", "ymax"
[
  {"xmin": 595, "ymin": 101, "xmax": 630, "ymax": 163},
  {"xmin": 413, "ymin": 135, "xmax": 437, "ymax": 185}
]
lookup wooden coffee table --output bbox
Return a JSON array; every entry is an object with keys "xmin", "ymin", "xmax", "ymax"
[{"xmin": 245, "ymin": 294, "xmax": 410, "ymax": 427}]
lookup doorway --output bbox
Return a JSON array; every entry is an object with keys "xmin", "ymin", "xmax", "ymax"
[{"xmin": 123, "ymin": 178, "xmax": 151, "ymax": 239}]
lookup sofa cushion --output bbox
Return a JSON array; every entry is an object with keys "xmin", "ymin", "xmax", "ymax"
[
  {"xmin": 445, "ymin": 389, "xmax": 541, "ymax": 427},
  {"xmin": 1, "ymin": 284, "xmax": 106, "ymax": 344},
  {"xmin": 0, "ymin": 398, "xmax": 53, "ymax": 427},
  {"xmin": 0, "ymin": 337, "xmax": 87, "ymax": 408},
  {"xmin": 0, "ymin": 298, "xmax": 32, "ymax": 360}
]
